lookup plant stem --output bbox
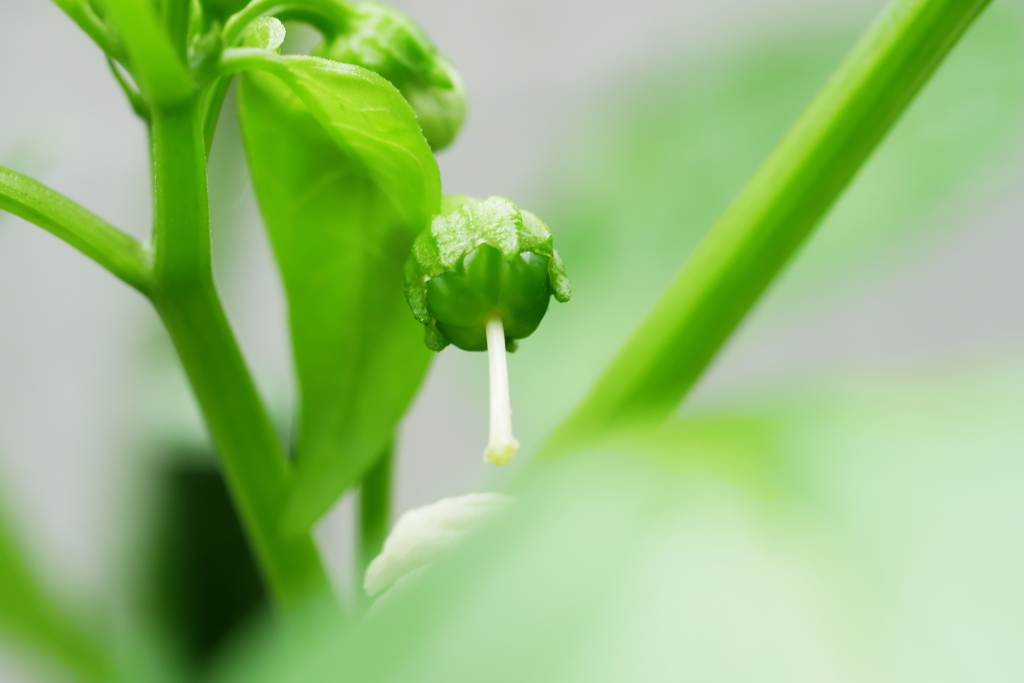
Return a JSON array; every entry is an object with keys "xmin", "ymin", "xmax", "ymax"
[
  {"xmin": 222, "ymin": 0, "xmax": 352, "ymax": 47},
  {"xmin": 358, "ymin": 444, "xmax": 392, "ymax": 585},
  {"xmin": 148, "ymin": 102, "xmax": 333, "ymax": 613},
  {"xmin": 160, "ymin": 0, "xmax": 191, "ymax": 60},
  {"xmin": 544, "ymin": 0, "xmax": 992, "ymax": 455},
  {"xmin": 100, "ymin": 0, "xmax": 193, "ymax": 108},
  {"xmin": 0, "ymin": 165, "xmax": 151, "ymax": 293},
  {"xmin": 49, "ymin": 0, "xmax": 115, "ymax": 55},
  {"xmin": 202, "ymin": 76, "xmax": 234, "ymax": 155},
  {"xmin": 106, "ymin": 56, "xmax": 151, "ymax": 121}
]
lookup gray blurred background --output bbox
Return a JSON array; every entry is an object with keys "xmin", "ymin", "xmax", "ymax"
[{"xmin": 2, "ymin": 0, "xmax": 1024, "ymax": 678}]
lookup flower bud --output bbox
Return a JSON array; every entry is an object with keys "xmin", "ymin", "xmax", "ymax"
[{"xmin": 314, "ymin": 2, "xmax": 466, "ymax": 150}]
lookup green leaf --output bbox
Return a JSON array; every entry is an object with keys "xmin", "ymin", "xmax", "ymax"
[
  {"xmin": 236, "ymin": 53, "xmax": 440, "ymax": 533},
  {"xmin": 211, "ymin": 363, "xmax": 1024, "ymax": 682},
  {"xmin": 98, "ymin": 0, "xmax": 193, "ymax": 107},
  {"xmin": 0, "ymin": 478, "xmax": 115, "ymax": 682}
]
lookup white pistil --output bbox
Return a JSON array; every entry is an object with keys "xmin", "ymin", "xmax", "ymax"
[{"xmin": 484, "ymin": 311, "xmax": 519, "ymax": 465}]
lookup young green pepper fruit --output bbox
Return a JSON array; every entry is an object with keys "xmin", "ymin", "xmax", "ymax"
[
  {"xmin": 313, "ymin": 2, "xmax": 466, "ymax": 150},
  {"xmin": 405, "ymin": 196, "xmax": 570, "ymax": 465},
  {"xmin": 405, "ymin": 195, "xmax": 571, "ymax": 353}
]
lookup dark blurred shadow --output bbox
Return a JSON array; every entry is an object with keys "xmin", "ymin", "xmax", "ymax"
[{"xmin": 142, "ymin": 452, "xmax": 268, "ymax": 675}]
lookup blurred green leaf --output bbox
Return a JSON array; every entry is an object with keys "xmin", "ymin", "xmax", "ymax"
[
  {"xmin": 0, "ymin": 478, "xmax": 115, "ymax": 682},
  {"xmin": 142, "ymin": 456, "xmax": 268, "ymax": 675},
  {"xmin": 212, "ymin": 362, "xmax": 1024, "ymax": 682},
  {"xmin": 236, "ymin": 55, "xmax": 440, "ymax": 533},
  {"xmin": 608, "ymin": 414, "xmax": 784, "ymax": 498},
  {"xmin": 513, "ymin": 6, "xmax": 1024, "ymax": 446}
]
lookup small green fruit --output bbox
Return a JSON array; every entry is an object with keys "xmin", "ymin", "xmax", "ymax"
[
  {"xmin": 405, "ymin": 195, "xmax": 571, "ymax": 353},
  {"xmin": 405, "ymin": 195, "xmax": 571, "ymax": 466}
]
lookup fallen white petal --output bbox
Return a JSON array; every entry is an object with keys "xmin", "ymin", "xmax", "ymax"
[{"xmin": 364, "ymin": 492, "xmax": 515, "ymax": 596}]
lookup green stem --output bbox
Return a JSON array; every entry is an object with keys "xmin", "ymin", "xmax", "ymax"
[
  {"xmin": 49, "ymin": 0, "xmax": 115, "ymax": 55},
  {"xmin": 544, "ymin": 0, "xmax": 991, "ymax": 455},
  {"xmin": 101, "ymin": 0, "xmax": 193, "ymax": 109},
  {"xmin": 0, "ymin": 165, "xmax": 151, "ymax": 293},
  {"xmin": 160, "ymin": 0, "xmax": 191, "ymax": 60},
  {"xmin": 222, "ymin": 0, "xmax": 352, "ymax": 47},
  {"xmin": 106, "ymin": 56, "xmax": 151, "ymax": 121},
  {"xmin": 220, "ymin": 47, "xmax": 292, "ymax": 77},
  {"xmin": 148, "ymin": 102, "xmax": 333, "ymax": 613},
  {"xmin": 202, "ymin": 75, "xmax": 234, "ymax": 155},
  {"xmin": 358, "ymin": 444, "xmax": 392, "ymax": 585}
]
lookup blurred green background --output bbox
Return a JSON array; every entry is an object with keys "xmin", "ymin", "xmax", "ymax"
[{"xmin": 2, "ymin": 0, "xmax": 1024, "ymax": 679}]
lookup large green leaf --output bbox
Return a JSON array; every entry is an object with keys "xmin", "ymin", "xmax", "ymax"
[
  {"xmin": 213, "ymin": 362, "xmax": 1024, "ymax": 682},
  {"xmin": 237, "ymin": 55, "xmax": 440, "ymax": 533}
]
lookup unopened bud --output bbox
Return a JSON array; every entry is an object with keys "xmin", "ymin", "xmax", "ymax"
[{"xmin": 314, "ymin": 3, "xmax": 466, "ymax": 150}]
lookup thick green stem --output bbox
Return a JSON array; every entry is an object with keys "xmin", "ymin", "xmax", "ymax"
[
  {"xmin": 358, "ymin": 444, "xmax": 392, "ymax": 584},
  {"xmin": 150, "ymin": 105, "xmax": 211, "ymax": 286},
  {"xmin": 544, "ymin": 0, "xmax": 992, "ymax": 455},
  {"xmin": 148, "ymin": 102, "xmax": 332, "ymax": 613}
]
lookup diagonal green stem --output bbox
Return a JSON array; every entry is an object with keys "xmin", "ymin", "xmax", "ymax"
[
  {"xmin": 48, "ymin": 0, "xmax": 115, "ymax": 55},
  {"xmin": 0, "ymin": 166, "xmax": 151, "ymax": 293},
  {"xmin": 544, "ymin": 0, "xmax": 992, "ymax": 455},
  {"xmin": 106, "ymin": 56, "xmax": 151, "ymax": 121},
  {"xmin": 101, "ymin": 0, "xmax": 193, "ymax": 108},
  {"xmin": 148, "ymin": 102, "xmax": 334, "ymax": 614}
]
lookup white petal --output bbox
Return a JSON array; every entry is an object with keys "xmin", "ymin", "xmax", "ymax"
[{"xmin": 364, "ymin": 492, "xmax": 514, "ymax": 596}]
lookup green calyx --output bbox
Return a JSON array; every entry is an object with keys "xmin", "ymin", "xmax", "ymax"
[
  {"xmin": 313, "ymin": 2, "xmax": 466, "ymax": 150},
  {"xmin": 405, "ymin": 196, "xmax": 571, "ymax": 352}
]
